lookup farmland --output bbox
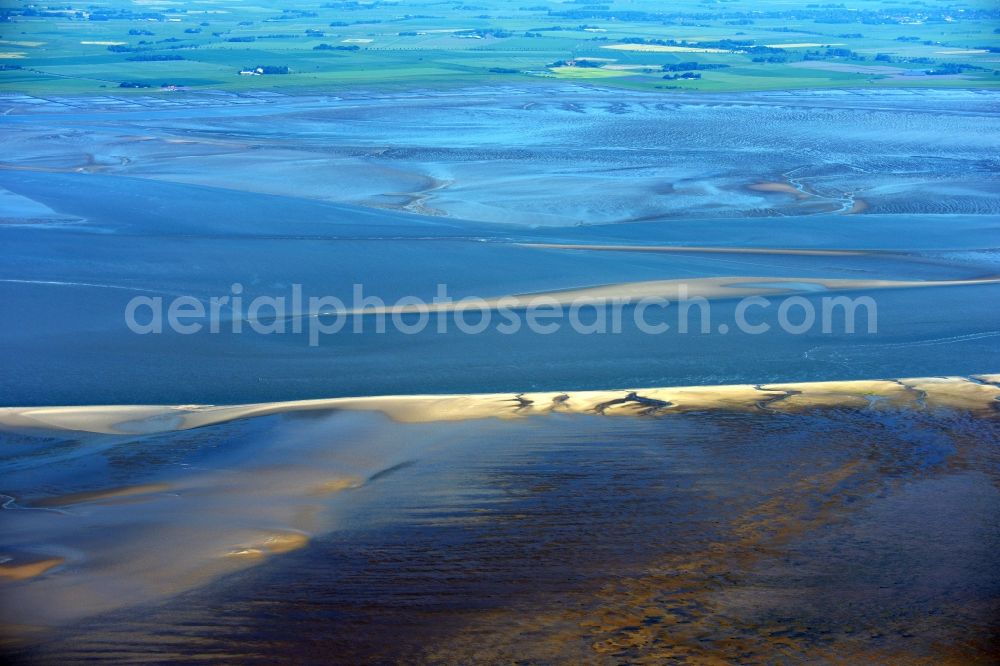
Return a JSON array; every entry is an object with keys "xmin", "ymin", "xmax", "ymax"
[{"xmin": 1, "ymin": 0, "xmax": 998, "ymax": 94}]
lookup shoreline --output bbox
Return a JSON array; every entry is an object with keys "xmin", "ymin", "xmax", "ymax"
[
  {"xmin": 2, "ymin": 84, "xmax": 998, "ymax": 110},
  {"xmin": 2, "ymin": 374, "xmax": 997, "ymax": 435}
]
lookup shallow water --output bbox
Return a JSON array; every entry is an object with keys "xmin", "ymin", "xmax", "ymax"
[
  {"xmin": 2, "ymin": 405, "xmax": 998, "ymax": 663},
  {"xmin": 5, "ymin": 87, "xmax": 999, "ymax": 224},
  {"xmin": 2, "ymin": 88, "xmax": 1000, "ymax": 405}
]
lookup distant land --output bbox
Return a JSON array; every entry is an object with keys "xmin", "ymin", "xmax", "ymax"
[{"xmin": 1, "ymin": 0, "xmax": 999, "ymax": 94}]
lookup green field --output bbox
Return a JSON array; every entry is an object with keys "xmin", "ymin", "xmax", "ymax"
[{"xmin": 1, "ymin": 0, "xmax": 999, "ymax": 95}]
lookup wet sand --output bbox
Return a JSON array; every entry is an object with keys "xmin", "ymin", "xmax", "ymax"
[
  {"xmin": 4, "ymin": 87, "xmax": 998, "ymax": 226},
  {"xmin": 2, "ymin": 381, "xmax": 998, "ymax": 662}
]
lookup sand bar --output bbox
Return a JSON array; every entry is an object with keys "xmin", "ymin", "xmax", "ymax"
[
  {"xmin": 332, "ymin": 275, "xmax": 1000, "ymax": 316},
  {"xmin": 1, "ymin": 376, "xmax": 996, "ymax": 435}
]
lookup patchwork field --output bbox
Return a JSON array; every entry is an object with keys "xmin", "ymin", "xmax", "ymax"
[{"xmin": 1, "ymin": 0, "xmax": 998, "ymax": 94}]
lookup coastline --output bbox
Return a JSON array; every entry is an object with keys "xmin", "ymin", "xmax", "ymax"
[
  {"xmin": 3, "ymin": 373, "xmax": 998, "ymax": 658},
  {"xmin": 2, "ymin": 374, "xmax": 997, "ymax": 435}
]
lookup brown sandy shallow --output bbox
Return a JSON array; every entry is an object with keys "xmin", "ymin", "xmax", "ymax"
[
  {"xmin": 1, "ymin": 375, "xmax": 997, "ymax": 436},
  {"xmin": 0, "ymin": 556, "xmax": 65, "ymax": 582},
  {"xmin": 747, "ymin": 181, "xmax": 806, "ymax": 196},
  {"xmin": 1, "ymin": 376, "xmax": 998, "ymax": 661},
  {"xmin": 744, "ymin": 180, "xmax": 868, "ymax": 215}
]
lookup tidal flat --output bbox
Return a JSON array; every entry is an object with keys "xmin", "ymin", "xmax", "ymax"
[
  {"xmin": 1, "ymin": 87, "xmax": 999, "ymax": 405},
  {"xmin": 2, "ymin": 384, "xmax": 999, "ymax": 663},
  {"xmin": 4, "ymin": 87, "xmax": 1000, "ymax": 226},
  {"xmin": 1, "ymin": 86, "xmax": 999, "ymax": 662}
]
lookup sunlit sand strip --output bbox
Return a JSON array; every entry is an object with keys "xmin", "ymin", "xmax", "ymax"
[
  {"xmin": 341, "ymin": 275, "xmax": 1000, "ymax": 315},
  {"xmin": 241, "ymin": 275, "xmax": 1000, "ymax": 325},
  {"xmin": 1, "ymin": 377, "xmax": 996, "ymax": 436},
  {"xmin": 30, "ymin": 483, "xmax": 172, "ymax": 508},
  {"xmin": 224, "ymin": 531, "xmax": 311, "ymax": 559},
  {"xmin": 517, "ymin": 243, "xmax": 868, "ymax": 257}
]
